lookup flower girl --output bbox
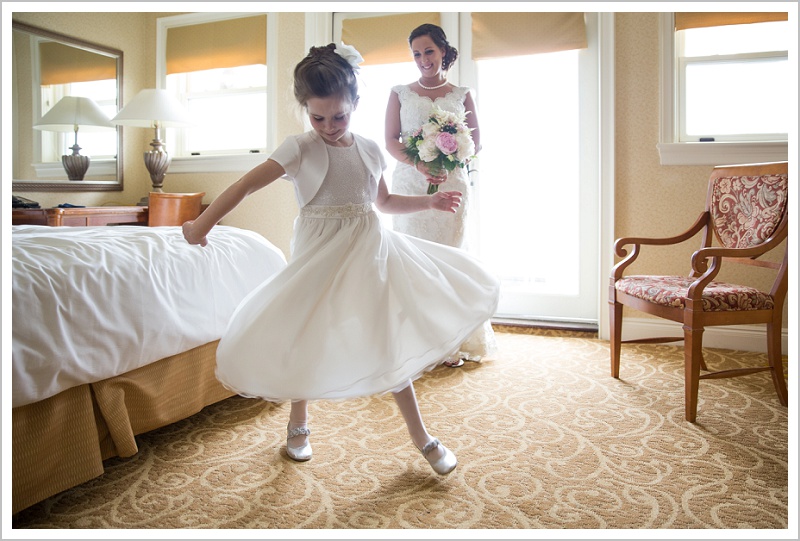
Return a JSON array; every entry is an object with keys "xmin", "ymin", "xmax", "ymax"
[{"xmin": 183, "ymin": 43, "xmax": 499, "ymax": 475}]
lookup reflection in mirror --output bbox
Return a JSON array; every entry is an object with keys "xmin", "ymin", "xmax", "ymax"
[{"xmin": 12, "ymin": 21, "xmax": 123, "ymax": 192}]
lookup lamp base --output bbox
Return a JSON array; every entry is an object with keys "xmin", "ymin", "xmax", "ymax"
[
  {"xmin": 62, "ymin": 146, "xmax": 90, "ymax": 181},
  {"xmin": 144, "ymin": 146, "xmax": 171, "ymax": 191}
]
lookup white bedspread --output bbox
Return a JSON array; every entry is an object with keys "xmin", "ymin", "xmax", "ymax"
[{"xmin": 12, "ymin": 225, "xmax": 287, "ymax": 408}]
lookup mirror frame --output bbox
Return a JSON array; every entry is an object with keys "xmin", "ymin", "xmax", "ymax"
[{"xmin": 12, "ymin": 21, "xmax": 124, "ymax": 192}]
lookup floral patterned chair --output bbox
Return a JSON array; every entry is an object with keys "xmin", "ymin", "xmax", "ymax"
[{"xmin": 609, "ymin": 162, "xmax": 788, "ymax": 422}]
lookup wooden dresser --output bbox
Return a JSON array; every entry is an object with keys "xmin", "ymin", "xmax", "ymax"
[{"xmin": 11, "ymin": 206, "xmax": 148, "ymax": 227}]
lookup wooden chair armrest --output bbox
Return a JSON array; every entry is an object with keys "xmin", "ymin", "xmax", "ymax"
[
  {"xmin": 612, "ymin": 212, "xmax": 709, "ymax": 280},
  {"xmin": 614, "ymin": 211, "xmax": 708, "ymax": 257}
]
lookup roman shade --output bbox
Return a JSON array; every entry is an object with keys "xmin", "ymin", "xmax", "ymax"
[
  {"xmin": 341, "ymin": 13, "xmax": 441, "ymax": 65},
  {"xmin": 675, "ymin": 12, "xmax": 788, "ymax": 30},
  {"xmin": 39, "ymin": 42, "xmax": 116, "ymax": 86},
  {"xmin": 166, "ymin": 14, "xmax": 267, "ymax": 75},
  {"xmin": 471, "ymin": 12, "xmax": 587, "ymax": 60}
]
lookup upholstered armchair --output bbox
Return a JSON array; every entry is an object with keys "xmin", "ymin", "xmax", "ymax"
[{"xmin": 609, "ymin": 162, "xmax": 788, "ymax": 422}]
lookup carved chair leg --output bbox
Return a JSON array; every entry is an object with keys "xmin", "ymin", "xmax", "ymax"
[
  {"xmin": 767, "ymin": 321, "xmax": 788, "ymax": 406},
  {"xmin": 683, "ymin": 325, "xmax": 704, "ymax": 423},
  {"xmin": 610, "ymin": 301, "xmax": 623, "ymax": 378}
]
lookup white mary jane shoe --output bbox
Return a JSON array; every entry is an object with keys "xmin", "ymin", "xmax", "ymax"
[
  {"xmin": 420, "ymin": 438, "xmax": 457, "ymax": 475},
  {"xmin": 287, "ymin": 424, "xmax": 312, "ymax": 462}
]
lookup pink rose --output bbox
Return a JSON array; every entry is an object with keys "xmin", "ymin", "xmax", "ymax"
[{"xmin": 435, "ymin": 132, "xmax": 458, "ymax": 155}]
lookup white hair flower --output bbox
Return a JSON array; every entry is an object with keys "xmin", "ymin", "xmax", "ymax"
[{"xmin": 334, "ymin": 42, "xmax": 364, "ymax": 71}]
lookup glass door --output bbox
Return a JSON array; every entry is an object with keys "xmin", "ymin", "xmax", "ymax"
[
  {"xmin": 460, "ymin": 13, "xmax": 599, "ymax": 325},
  {"xmin": 334, "ymin": 12, "xmax": 600, "ymax": 326}
]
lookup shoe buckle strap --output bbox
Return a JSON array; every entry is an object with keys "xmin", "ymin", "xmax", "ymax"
[
  {"xmin": 287, "ymin": 426, "xmax": 311, "ymax": 438},
  {"xmin": 421, "ymin": 438, "xmax": 440, "ymax": 457}
]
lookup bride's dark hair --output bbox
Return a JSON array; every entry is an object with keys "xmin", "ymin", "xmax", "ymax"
[{"xmin": 408, "ymin": 23, "xmax": 458, "ymax": 71}]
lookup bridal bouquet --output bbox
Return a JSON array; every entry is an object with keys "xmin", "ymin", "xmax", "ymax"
[{"xmin": 403, "ymin": 106, "xmax": 476, "ymax": 194}]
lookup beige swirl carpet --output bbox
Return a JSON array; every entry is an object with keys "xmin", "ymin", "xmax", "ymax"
[{"xmin": 12, "ymin": 328, "xmax": 790, "ymax": 531}]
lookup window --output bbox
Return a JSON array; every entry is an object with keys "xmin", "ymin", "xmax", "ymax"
[
  {"xmin": 157, "ymin": 13, "xmax": 274, "ymax": 173},
  {"xmin": 657, "ymin": 12, "xmax": 790, "ymax": 165},
  {"xmin": 678, "ymin": 17, "xmax": 788, "ymax": 142},
  {"xmin": 167, "ymin": 65, "xmax": 267, "ymax": 156},
  {"xmin": 468, "ymin": 12, "xmax": 600, "ymax": 324}
]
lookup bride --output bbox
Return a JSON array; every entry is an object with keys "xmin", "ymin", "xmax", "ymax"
[{"xmin": 385, "ymin": 23, "xmax": 497, "ymax": 367}]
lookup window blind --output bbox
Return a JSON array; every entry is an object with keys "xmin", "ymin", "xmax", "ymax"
[
  {"xmin": 675, "ymin": 12, "xmax": 788, "ymax": 31},
  {"xmin": 39, "ymin": 42, "xmax": 116, "ymax": 86},
  {"xmin": 471, "ymin": 12, "xmax": 587, "ymax": 60},
  {"xmin": 341, "ymin": 13, "xmax": 441, "ymax": 65},
  {"xmin": 166, "ymin": 15, "xmax": 267, "ymax": 75}
]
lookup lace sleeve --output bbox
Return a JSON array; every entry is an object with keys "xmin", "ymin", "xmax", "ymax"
[{"xmin": 452, "ymin": 86, "xmax": 471, "ymax": 104}]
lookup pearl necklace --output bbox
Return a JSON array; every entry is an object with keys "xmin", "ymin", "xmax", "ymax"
[{"xmin": 418, "ymin": 78, "xmax": 448, "ymax": 90}]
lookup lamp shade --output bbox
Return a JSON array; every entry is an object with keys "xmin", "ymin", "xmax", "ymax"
[
  {"xmin": 34, "ymin": 96, "xmax": 113, "ymax": 132},
  {"xmin": 110, "ymin": 89, "xmax": 193, "ymax": 128}
]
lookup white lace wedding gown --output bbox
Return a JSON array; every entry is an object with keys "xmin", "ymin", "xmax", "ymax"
[
  {"xmin": 390, "ymin": 84, "xmax": 498, "ymax": 362},
  {"xmin": 214, "ymin": 136, "xmax": 500, "ymax": 402}
]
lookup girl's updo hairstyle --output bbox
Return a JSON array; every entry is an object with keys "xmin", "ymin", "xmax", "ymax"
[
  {"xmin": 408, "ymin": 23, "xmax": 458, "ymax": 71},
  {"xmin": 293, "ymin": 43, "xmax": 359, "ymax": 107}
]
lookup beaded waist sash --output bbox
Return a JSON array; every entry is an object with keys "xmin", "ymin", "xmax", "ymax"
[{"xmin": 300, "ymin": 202, "xmax": 373, "ymax": 219}]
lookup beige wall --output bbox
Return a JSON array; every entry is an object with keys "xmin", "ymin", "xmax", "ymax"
[{"xmin": 10, "ymin": 12, "xmax": 787, "ymax": 324}]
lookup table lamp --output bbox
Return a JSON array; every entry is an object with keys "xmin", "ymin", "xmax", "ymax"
[
  {"xmin": 34, "ymin": 96, "xmax": 114, "ymax": 181},
  {"xmin": 110, "ymin": 89, "xmax": 193, "ymax": 204}
]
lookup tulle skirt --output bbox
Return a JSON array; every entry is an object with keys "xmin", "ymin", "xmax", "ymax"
[{"xmin": 215, "ymin": 202, "xmax": 500, "ymax": 402}]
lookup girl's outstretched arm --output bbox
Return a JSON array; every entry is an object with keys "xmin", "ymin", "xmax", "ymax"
[
  {"xmin": 374, "ymin": 176, "xmax": 462, "ymax": 215},
  {"xmin": 183, "ymin": 158, "xmax": 286, "ymax": 246}
]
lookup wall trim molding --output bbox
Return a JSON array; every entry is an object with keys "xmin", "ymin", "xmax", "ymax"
[{"xmin": 621, "ymin": 317, "xmax": 788, "ymax": 355}]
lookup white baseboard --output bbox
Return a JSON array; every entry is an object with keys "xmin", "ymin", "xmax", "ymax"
[{"xmin": 621, "ymin": 317, "xmax": 788, "ymax": 355}]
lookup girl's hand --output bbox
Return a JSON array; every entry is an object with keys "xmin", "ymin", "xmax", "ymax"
[
  {"xmin": 182, "ymin": 220, "xmax": 208, "ymax": 247},
  {"xmin": 429, "ymin": 190, "xmax": 463, "ymax": 213}
]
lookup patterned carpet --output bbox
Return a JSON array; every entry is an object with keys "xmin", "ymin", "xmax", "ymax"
[{"xmin": 12, "ymin": 328, "xmax": 791, "ymax": 531}]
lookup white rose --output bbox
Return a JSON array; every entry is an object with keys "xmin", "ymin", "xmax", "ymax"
[
  {"xmin": 418, "ymin": 139, "xmax": 439, "ymax": 162},
  {"xmin": 455, "ymin": 132, "xmax": 475, "ymax": 161},
  {"xmin": 421, "ymin": 121, "xmax": 439, "ymax": 140}
]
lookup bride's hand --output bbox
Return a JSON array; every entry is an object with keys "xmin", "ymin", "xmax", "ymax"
[{"xmin": 416, "ymin": 162, "xmax": 447, "ymax": 185}]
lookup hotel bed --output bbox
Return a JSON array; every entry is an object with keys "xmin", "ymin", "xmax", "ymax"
[{"xmin": 11, "ymin": 224, "xmax": 287, "ymax": 514}]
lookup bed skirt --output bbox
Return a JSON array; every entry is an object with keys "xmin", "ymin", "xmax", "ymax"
[{"xmin": 12, "ymin": 340, "xmax": 233, "ymax": 515}]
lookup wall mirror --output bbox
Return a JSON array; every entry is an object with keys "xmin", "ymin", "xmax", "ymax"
[{"xmin": 12, "ymin": 21, "xmax": 123, "ymax": 192}]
